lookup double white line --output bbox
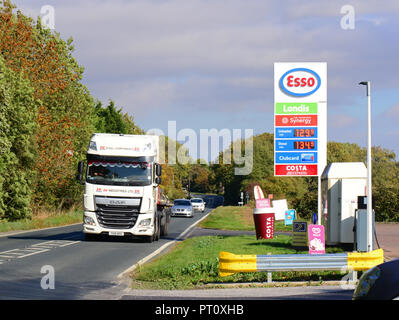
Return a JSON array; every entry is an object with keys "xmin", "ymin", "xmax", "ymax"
[{"xmin": 0, "ymin": 240, "xmax": 80, "ymax": 264}]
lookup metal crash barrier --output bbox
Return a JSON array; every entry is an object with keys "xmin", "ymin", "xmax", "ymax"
[{"xmin": 219, "ymin": 249, "xmax": 384, "ymax": 277}]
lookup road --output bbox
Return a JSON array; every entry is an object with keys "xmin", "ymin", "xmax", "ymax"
[
  {"xmin": 0, "ymin": 208, "xmax": 211, "ymax": 300},
  {"xmin": 121, "ymin": 286, "xmax": 354, "ymax": 300},
  {"xmin": 0, "ymin": 194, "xmax": 362, "ymax": 300}
]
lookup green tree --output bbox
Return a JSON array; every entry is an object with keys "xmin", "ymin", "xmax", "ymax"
[
  {"xmin": 94, "ymin": 100, "xmax": 143, "ymax": 134},
  {"xmin": 210, "ymin": 135, "xmax": 399, "ymax": 222},
  {"xmin": 0, "ymin": 56, "xmax": 37, "ymax": 220}
]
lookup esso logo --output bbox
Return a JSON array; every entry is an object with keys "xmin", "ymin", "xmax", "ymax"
[{"xmin": 279, "ymin": 68, "xmax": 321, "ymax": 97}]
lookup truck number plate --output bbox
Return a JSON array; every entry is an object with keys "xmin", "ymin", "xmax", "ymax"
[{"xmin": 109, "ymin": 231, "xmax": 124, "ymax": 236}]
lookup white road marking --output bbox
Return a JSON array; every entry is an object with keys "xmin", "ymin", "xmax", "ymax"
[
  {"xmin": 0, "ymin": 223, "xmax": 82, "ymax": 238},
  {"xmin": 117, "ymin": 210, "xmax": 213, "ymax": 279},
  {"xmin": 0, "ymin": 240, "xmax": 80, "ymax": 263}
]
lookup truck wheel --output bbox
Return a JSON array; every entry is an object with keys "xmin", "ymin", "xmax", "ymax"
[
  {"xmin": 155, "ymin": 216, "xmax": 161, "ymax": 241},
  {"xmin": 160, "ymin": 218, "xmax": 169, "ymax": 236},
  {"xmin": 146, "ymin": 216, "xmax": 160, "ymax": 243}
]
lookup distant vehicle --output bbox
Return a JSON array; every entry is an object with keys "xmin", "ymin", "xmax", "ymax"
[
  {"xmin": 353, "ymin": 258, "xmax": 399, "ymax": 300},
  {"xmin": 190, "ymin": 198, "xmax": 205, "ymax": 212},
  {"xmin": 171, "ymin": 199, "xmax": 193, "ymax": 218}
]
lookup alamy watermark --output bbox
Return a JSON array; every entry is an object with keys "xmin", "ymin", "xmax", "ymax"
[
  {"xmin": 40, "ymin": 265, "xmax": 55, "ymax": 290},
  {"xmin": 40, "ymin": 5, "xmax": 55, "ymax": 30},
  {"xmin": 340, "ymin": 5, "xmax": 355, "ymax": 30},
  {"xmin": 147, "ymin": 121, "xmax": 254, "ymax": 175}
]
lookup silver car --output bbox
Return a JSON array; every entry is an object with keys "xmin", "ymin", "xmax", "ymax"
[
  {"xmin": 171, "ymin": 199, "xmax": 193, "ymax": 218},
  {"xmin": 190, "ymin": 198, "xmax": 205, "ymax": 212}
]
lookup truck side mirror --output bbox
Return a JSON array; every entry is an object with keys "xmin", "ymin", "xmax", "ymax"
[
  {"xmin": 77, "ymin": 160, "xmax": 85, "ymax": 183},
  {"xmin": 155, "ymin": 176, "xmax": 162, "ymax": 185},
  {"xmin": 156, "ymin": 163, "xmax": 162, "ymax": 177},
  {"xmin": 78, "ymin": 160, "xmax": 85, "ymax": 174}
]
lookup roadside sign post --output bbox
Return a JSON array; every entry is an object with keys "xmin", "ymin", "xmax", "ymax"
[
  {"xmin": 274, "ymin": 63, "xmax": 327, "ymax": 225},
  {"xmin": 359, "ymin": 81, "xmax": 373, "ymax": 252}
]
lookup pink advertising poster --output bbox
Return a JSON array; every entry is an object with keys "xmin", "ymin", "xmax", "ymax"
[
  {"xmin": 308, "ymin": 224, "xmax": 325, "ymax": 254},
  {"xmin": 255, "ymin": 198, "xmax": 271, "ymax": 208}
]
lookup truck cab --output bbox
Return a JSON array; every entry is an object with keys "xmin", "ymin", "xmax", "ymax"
[{"xmin": 77, "ymin": 133, "xmax": 168, "ymax": 242}]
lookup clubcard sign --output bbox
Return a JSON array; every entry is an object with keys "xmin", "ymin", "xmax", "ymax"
[{"xmin": 274, "ymin": 63, "xmax": 327, "ymax": 177}]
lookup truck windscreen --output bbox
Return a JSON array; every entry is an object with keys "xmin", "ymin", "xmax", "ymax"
[{"xmin": 86, "ymin": 161, "xmax": 152, "ymax": 186}]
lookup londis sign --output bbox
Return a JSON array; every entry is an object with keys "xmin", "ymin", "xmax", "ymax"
[{"xmin": 279, "ymin": 68, "xmax": 321, "ymax": 97}]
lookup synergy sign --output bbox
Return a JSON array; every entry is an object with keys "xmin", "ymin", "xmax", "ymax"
[{"xmin": 274, "ymin": 63, "xmax": 327, "ymax": 177}]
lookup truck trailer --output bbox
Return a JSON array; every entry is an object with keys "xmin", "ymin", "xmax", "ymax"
[{"xmin": 77, "ymin": 133, "xmax": 170, "ymax": 242}]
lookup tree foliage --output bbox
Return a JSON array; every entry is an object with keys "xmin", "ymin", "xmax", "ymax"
[
  {"xmin": 94, "ymin": 100, "xmax": 143, "ymax": 135},
  {"xmin": 0, "ymin": 56, "xmax": 37, "ymax": 220},
  {"xmin": 0, "ymin": 2, "xmax": 144, "ymax": 217},
  {"xmin": 209, "ymin": 134, "xmax": 399, "ymax": 222}
]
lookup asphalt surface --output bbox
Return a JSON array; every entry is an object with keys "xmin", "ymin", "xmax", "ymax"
[
  {"xmin": 375, "ymin": 223, "xmax": 399, "ymax": 261},
  {"xmin": 121, "ymin": 286, "xmax": 354, "ymax": 300},
  {"xmin": 0, "ymin": 208, "xmax": 212, "ymax": 300}
]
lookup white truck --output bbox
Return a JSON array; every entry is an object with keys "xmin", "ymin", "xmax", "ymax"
[{"xmin": 77, "ymin": 133, "xmax": 171, "ymax": 242}]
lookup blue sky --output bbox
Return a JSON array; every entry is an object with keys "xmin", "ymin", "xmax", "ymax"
[{"xmin": 14, "ymin": 0, "xmax": 399, "ymax": 161}]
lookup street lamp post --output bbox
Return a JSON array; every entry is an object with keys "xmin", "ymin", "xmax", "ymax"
[{"xmin": 359, "ymin": 81, "xmax": 373, "ymax": 252}]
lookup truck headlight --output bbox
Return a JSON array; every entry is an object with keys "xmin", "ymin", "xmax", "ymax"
[
  {"xmin": 84, "ymin": 215, "xmax": 96, "ymax": 226},
  {"xmin": 139, "ymin": 218, "xmax": 152, "ymax": 227},
  {"xmin": 353, "ymin": 266, "xmax": 381, "ymax": 300}
]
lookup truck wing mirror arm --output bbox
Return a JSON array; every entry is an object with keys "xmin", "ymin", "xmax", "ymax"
[{"xmin": 156, "ymin": 163, "xmax": 162, "ymax": 177}]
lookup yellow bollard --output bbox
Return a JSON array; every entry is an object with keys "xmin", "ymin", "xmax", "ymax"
[
  {"xmin": 219, "ymin": 251, "xmax": 257, "ymax": 277},
  {"xmin": 347, "ymin": 249, "xmax": 384, "ymax": 271}
]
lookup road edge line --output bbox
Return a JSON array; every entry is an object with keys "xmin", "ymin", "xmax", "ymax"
[
  {"xmin": 0, "ymin": 223, "xmax": 82, "ymax": 238},
  {"xmin": 117, "ymin": 210, "xmax": 213, "ymax": 280}
]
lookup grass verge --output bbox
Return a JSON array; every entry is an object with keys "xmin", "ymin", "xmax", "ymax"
[
  {"xmin": 0, "ymin": 209, "xmax": 82, "ymax": 233},
  {"xmin": 199, "ymin": 205, "xmax": 292, "ymax": 232},
  {"xmin": 130, "ymin": 234, "xmax": 346, "ymax": 290}
]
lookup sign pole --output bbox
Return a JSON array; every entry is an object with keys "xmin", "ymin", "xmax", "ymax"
[
  {"xmin": 318, "ymin": 175, "xmax": 321, "ymax": 225},
  {"xmin": 367, "ymin": 83, "xmax": 372, "ymax": 252},
  {"xmin": 359, "ymin": 81, "xmax": 372, "ymax": 252}
]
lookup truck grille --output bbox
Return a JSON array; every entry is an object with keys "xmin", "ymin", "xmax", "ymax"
[{"xmin": 95, "ymin": 197, "xmax": 141, "ymax": 229}]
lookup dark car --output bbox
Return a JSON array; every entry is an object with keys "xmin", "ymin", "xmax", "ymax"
[{"xmin": 353, "ymin": 258, "xmax": 399, "ymax": 300}]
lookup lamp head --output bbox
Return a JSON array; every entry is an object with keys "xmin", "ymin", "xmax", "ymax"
[{"xmin": 359, "ymin": 81, "xmax": 370, "ymax": 96}]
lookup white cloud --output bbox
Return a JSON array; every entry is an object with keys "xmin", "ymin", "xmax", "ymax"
[
  {"xmin": 11, "ymin": 0, "xmax": 399, "ymax": 158},
  {"xmin": 383, "ymin": 103, "xmax": 399, "ymax": 118}
]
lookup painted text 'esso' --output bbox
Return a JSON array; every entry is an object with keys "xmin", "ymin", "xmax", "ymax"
[
  {"xmin": 279, "ymin": 68, "xmax": 321, "ymax": 97},
  {"xmin": 287, "ymin": 76, "xmax": 315, "ymax": 88}
]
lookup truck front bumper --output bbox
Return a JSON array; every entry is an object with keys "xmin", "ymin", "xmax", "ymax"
[{"xmin": 83, "ymin": 211, "xmax": 154, "ymax": 237}]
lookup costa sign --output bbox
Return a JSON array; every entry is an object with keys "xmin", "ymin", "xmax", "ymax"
[{"xmin": 279, "ymin": 68, "xmax": 321, "ymax": 97}]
